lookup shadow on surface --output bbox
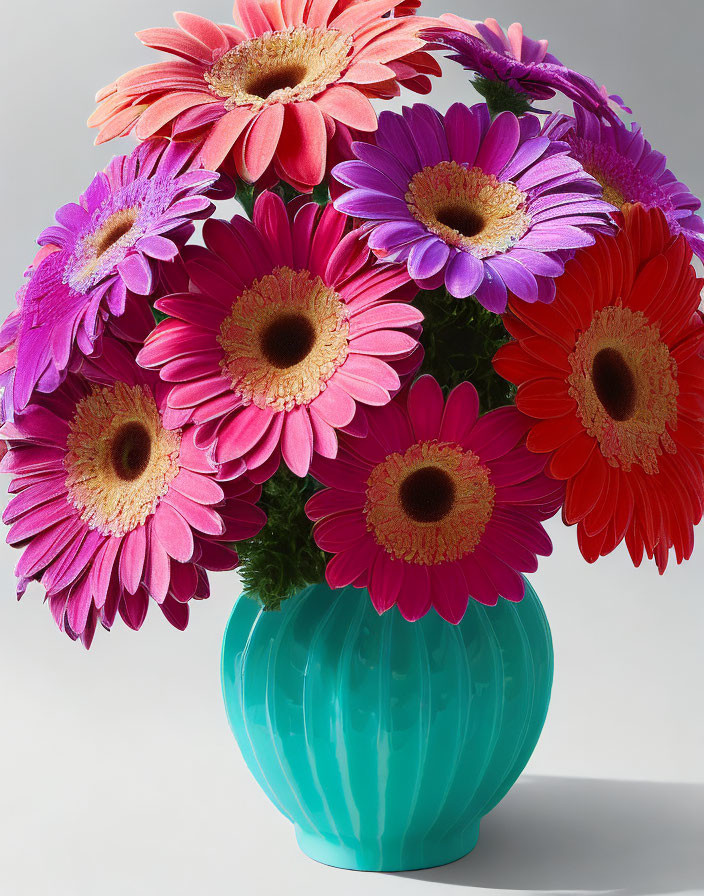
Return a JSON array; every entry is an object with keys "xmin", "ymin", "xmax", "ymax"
[{"xmin": 400, "ymin": 775, "xmax": 704, "ymax": 895}]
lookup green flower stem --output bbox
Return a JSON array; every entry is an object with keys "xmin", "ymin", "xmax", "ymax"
[
  {"xmin": 473, "ymin": 76, "xmax": 534, "ymax": 119},
  {"xmin": 415, "ymin": 286, "xmax": 515, "ymax": 413},
  {"xmin": 235, "ymin": 468, "xmax": 327, "ymax": 611}
]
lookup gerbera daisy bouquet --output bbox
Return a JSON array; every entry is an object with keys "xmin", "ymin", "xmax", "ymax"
[
  {"xmin": 3, "ymin": 0, "xmax": 703, "ymax": 647},
  {"xmin": 4, "ymin": 0, "xmax": 704, "ymax": 872}
]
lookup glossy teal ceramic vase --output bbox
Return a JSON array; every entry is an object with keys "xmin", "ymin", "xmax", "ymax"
[{"xmin": 221, "ymin": 580, "xmax": 553, "ymax": 872}]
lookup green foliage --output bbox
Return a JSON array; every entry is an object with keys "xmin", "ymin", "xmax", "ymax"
[
  {"xmin": 415, "ymin": 286, "xmax": 515, "ymax": 413},
  {"xmin": 235, "ymin": 468, "xmax": 328, "ymax": 611},
  {"xmin": 236, "ymin": 179, "xmax": 256, "ymax": 219},
  {"xmin": 472, "ymin": 76, "xmax": 533, "ymax": 118}
]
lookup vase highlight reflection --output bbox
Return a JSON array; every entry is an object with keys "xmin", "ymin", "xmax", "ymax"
[{"xmin": 221, "ymin": 580, "xmax": 553, "ymax": 872}]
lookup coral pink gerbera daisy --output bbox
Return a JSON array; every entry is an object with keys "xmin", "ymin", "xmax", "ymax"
[
  {"xmin": 493, "ymin": 203, "xmax": 704, "ymax": 573},
  {"xmin": 89, "ymin": 0, "xmax": 440, "ymax": 191},
  {"xmin": 306, "ymin": 375, "xmax": 563, "ymax": 623},
  {"xmin": 138, "ymin": 191, "xmax": 423, "ymax": 480},
  {"xmin": 1, "ymin": 337, "xmax": 266, "ymax": 648},
  {"xmin": 12, "ymin": 139, "xmax": 218, "ymax": 414}
]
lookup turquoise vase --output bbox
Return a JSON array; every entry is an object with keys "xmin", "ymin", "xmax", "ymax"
[{"xmin": 221, "ymin": 580, "xmax": 553, "ymax": 872}]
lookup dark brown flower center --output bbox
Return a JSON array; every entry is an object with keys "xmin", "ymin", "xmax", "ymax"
[
  {"xmin": 435, "ymin": 204, "xmax": 485, "ymax": 238},
  {"xmin": 94, "ymin": 210, "xmax": 138, "ymax": 257},
  {"xmin": 246, "ymin": 64, "xmax": 308, "ymax": 100},
  {"xmin": 111, "ymin": 421, "xmax": 152, "ymax": 481},
  {"xmin": 400, "ymin": 465, "xmax": 457, "ymax": 523},
  {"xmin": 259, "ymin": 312, "xmax": 317, "ymax": 369},
  {"xmin": 591, "ymin": 347, "xmax": 637, "ymax": 422}
]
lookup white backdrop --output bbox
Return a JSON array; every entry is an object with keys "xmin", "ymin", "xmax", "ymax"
[{"xmin": 1, "ymin": 1, "xmax": 703, "ymax": 894}]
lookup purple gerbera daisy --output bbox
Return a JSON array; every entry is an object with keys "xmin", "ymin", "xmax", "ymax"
[
  {"xmin": 333, "ymin": 103, "xmax": 615, "ymax": 311},
  {"xmin": 425, "ymin": 16, "xmax": 629, "ymax": 122},
  {"xmin": 544, "ymin": 104, "xmax": 704, "ymax": 261},
  {"xmin": 11, "ymin": 139, "xmax": 219, "ymax": 413}
]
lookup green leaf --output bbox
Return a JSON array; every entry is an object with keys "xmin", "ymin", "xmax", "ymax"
[
  {"xmin": 415, "ymin": 286, "xmax": 515, "ymax": 413},
  {"xmin": 235, "ymin": 467, "xmax": 328, "ymax": 611}
]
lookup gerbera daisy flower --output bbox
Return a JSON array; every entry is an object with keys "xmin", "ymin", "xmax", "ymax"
[
  {"xmin": 425, "ymin": 16, "xmax": 629, "ymax": 121},
  {"xmin": 89, "ymin": 0, "xmax": 441, "ymax": 192},
  {"xmin": 544, "ymin": 105, "xmax": 704, "ymax": 261},
  {"xmin": 306, "ymin": 375, "xmax": 562, "ymax": 622},
  {"xmin": 12, "ymin": 139, "xmax": 218, "ymax": 413},
  {"xmin": 0, "ymin": 245, "xmax": 66, "ymax": 443},
  {"xmin": 0, "ymin": 337, "xmax": 266, "ymax": 648},
  {"xmin": 333, "ymin": 102, "xmax": 615, "ymax": 310},
  {"xmin": 138, "ymin": 191, "xmax": 423, "ymax": 479},
  {"xmin": 493, "ymin": 203, "xmax": 704, "ymax": 573}
]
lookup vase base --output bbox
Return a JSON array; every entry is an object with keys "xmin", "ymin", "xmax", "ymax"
[{"xmin": 294, "ymin": 822, "xmax": 480, "ymax": 872}]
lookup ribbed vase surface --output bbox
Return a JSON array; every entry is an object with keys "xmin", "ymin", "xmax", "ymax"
[{"xmin": 221, "ymin": 580, "xmax": 553, "ymax": 871}]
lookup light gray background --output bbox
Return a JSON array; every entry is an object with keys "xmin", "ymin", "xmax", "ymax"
[{"xmin": 1, "ymin": 2, "xmax": 703, "ymax": 894}]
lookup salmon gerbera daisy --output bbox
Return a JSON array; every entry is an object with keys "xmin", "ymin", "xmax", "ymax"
[
  {"xmin": 306, "ymin": 375, "xmax": 563, "ymax": 622},
  {"xmin": 11, "ymin": 139, "xmax": 218, "ymax": 414},
  {"xmin": 89, "ymin": 0, "xmax": 441, "ymax": 191},
  {"xmin": 0, "ymin": 337, "xmax": 266, "ymax": 647},
  {"xmin": 494, "ymin": 203, "xmax": 704, "ymax": 572},
  {"xmin": 138, "ymin": 191, "xmax": 423, "ymax": 480},
  {"xmin": 333, "ymin": 102, "xmax": 615, "ymax": 310}
]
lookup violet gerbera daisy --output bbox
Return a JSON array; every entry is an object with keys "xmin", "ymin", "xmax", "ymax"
[
  {"xmin": 12, "ymin": 139, "xmax": 219, "ymax": 413},
  {"xmin": 333, "ymin": 102, "xmax": 615, "ymax": 311},
  {"xmin": 0, "ymin": 336, "xmax": 266, "ymax": 648},
  {"xmin": 543, "ymin": 105, "xmax": 704, "ymax": 261},
  {"xmin": 138, "ymin": 192, "xmax": 423, "ymax": 480},
  {"xmin": 306, "ymin": 375, "xmax": 563, "ymax": 623},
  {"xmin": 425, "ymin": 15, "xmax": 629, "ymax": 121}
]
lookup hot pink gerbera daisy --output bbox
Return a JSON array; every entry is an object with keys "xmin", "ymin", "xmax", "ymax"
[
  {"xmin": 12, "ymin": 139, "xmax": 218, "ymax": 414},
  {"xmin": 1, "ymin": 337, "xmax": 266, "ymax": 648},
  {"xmin": 306, "ymin": 375, "xmax": 563, "ymax": 623},
  {"xmin": 138, "ymin": 191, "xmax": 423, "ymax": 480},
  {"xmin": 89, "ymin": 0, "xmax": 440, "ymax": 191}
]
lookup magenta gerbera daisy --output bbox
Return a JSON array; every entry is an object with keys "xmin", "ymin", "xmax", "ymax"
[
  {"xmin": 425, "ymin": 15, "xmax": 629, "ymax": 121},
  {"xmin": 333, "ymin": 102, "xmax": 615, "ymax": 311},
  {"xmin": 1, "ymin": 337, "xmax": 266, "ymax": 648},
  {"xmin": 12, "ymin": 139, "xmax": 219, "ymax": 413},
  {"xmin": 138, "ymin": 191, "xmax": 423, "ymax": 480},
  {"xmin": 306, "ymin": 375, "xmax": 563, "ymax": 623},
  {"xmin": 544, "ymin": 105, "xmax": 704, "ymax": 261}
]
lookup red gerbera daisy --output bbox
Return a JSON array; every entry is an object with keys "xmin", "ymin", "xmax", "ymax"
[{"xmin": 493, "ymin": 203, "xmax": 704, "ymax": 572}]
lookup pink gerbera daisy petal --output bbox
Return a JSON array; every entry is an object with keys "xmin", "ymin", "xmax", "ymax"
[
  {"xmin": 1, "ymin": 335, "xmax": 266, "ymax": 648},
  {"xmin": 307, "ymin": 374, "xmax": 561, "ymax": 623},
  {"xmin": 138, "ymin": 191, "xmax": 423, "ymax": 478},
  {"xmin": 90, "ymin": 0, "xmax": 441, "ymax": 191}
]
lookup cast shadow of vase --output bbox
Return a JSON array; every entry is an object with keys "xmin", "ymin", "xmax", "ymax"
[{"xmin": 400, "ymin": 775, "xmax": 704, "ymax": 895}]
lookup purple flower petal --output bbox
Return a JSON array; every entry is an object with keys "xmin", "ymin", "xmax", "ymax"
[
  {"xmin": 474, "ymin": 263, "xmax": 508, "ymax": 312},
  {"xmin": 444, "ymin": 250, "xmax": 484, "ymax": 298},
  {"xmin": 407, "ymin": 238, "xmax": 451, "ymax": 281},
  {"xmin": 117, "ymin": 252, "xmax": 153, "ymax": 295}
]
